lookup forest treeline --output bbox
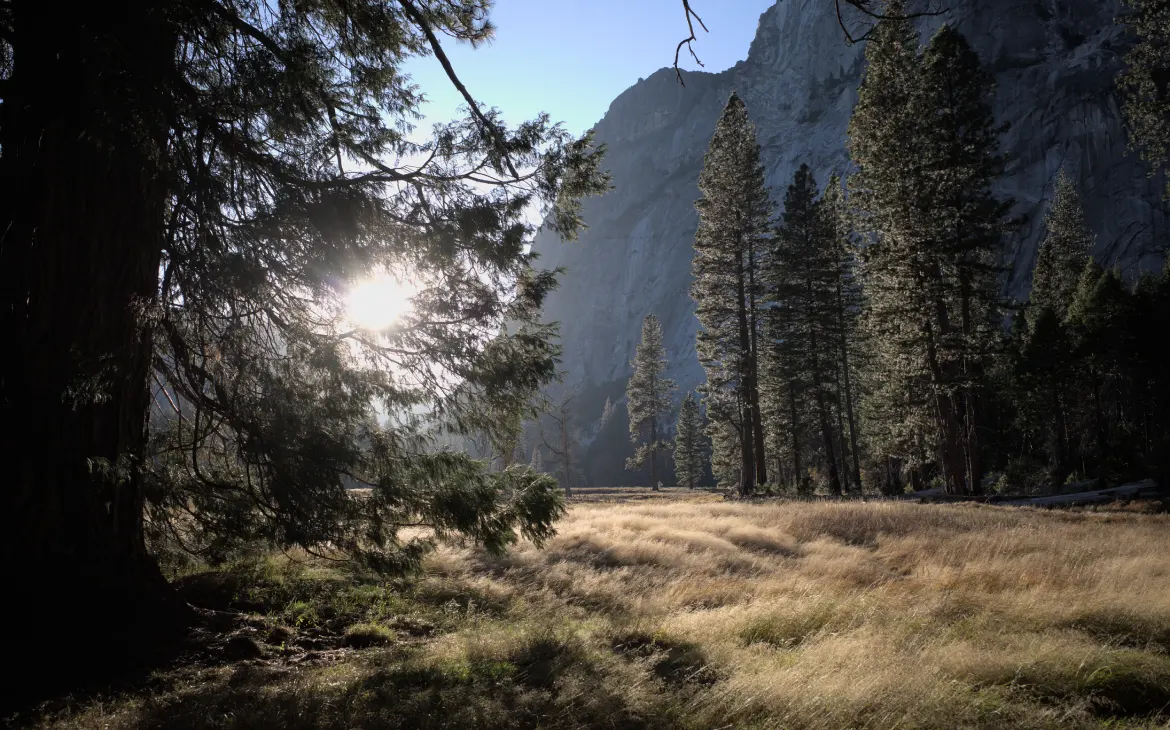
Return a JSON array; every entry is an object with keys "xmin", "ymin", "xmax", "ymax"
[{"xmin": 680, "ymin": 5, "xmax": 1170, "ymax": 497}]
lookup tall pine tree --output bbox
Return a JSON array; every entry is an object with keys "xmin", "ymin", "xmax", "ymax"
[
  {"xmin": 848, "ymin": 0, "xmax": 935, "ymax": 488},
  {"xmin": 692, "ymin": 93, "xmax": 771, "ymax": 495},
  {"xmin": 763, "ymin": 164, "xmax": 843, "ymax": 494},
  {"xmin": 626, "ymin": 313, "xmax": 677, "ymax": 490},
  {"xmin": 673, "ymin": 392, "xmax": 706, "ymax": 489},
  {"xmin": 915, "ymin": 24, "xmax": 1012, "ymax": 494},
  {"xmin": 823, "ymin": 173, "xmax": 865, "ymax": 491},
  {"xmin": 1031, "ymin": 169, "xmax": 1094, "ymax": 320},
  {"xmin": 850, "ymin": 17, "xmax": 1010, "ymax": 495}
]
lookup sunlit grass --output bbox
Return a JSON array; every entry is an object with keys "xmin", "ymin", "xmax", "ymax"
[{"xmin": 33, "ymin": 498, "xmax": 1170, "ymax": 729}]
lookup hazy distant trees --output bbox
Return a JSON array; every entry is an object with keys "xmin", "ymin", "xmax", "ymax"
[
  {"xmin": 541, "ymin": 388, "xmax": 586, "ymax": 497},
  {"xmin": 692, "ymin": 93, "xmax": 772, "ymax": 495},
  {"xmin": 627, "ymin": 314, "xmax": 677, "ymax": 490},
  {"xmin": 673, "ymin": 392, "xmax": 707, "ymax": 489},
  {"xmin": 1010, "ymin": 171, "xmax": 1094, "ymax": 486}
]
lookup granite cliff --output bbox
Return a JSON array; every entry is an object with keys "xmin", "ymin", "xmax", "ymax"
[{"xmin": 530, "ymin": 0, "xmax": 1168, "ymax": 484}]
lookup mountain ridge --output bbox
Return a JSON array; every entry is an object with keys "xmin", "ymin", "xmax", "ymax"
[{"xmin": 531, "ymin": 0, "xmax": 1167, "ymax": 484}]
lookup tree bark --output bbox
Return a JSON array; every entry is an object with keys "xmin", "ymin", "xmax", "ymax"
[
  {"xmin": 0, "ymin": 2, "xmax": 186, "ymax": 704},
  {"xmin": 650, "ymin": 415, "xmax": 659, "ymax": 491},
  {"xmin": 746, "ymin": 237, "xmax": 767, "ymax": 486},
  {"xmin": 835, "ymin": 280, "xmax": 863, "ymax": 490},
  {"xmin": 788, "ymin": 379, "xmax": 803, "ymax": 491},
  {"xmin": 735, "ymin": 249, "xmax": 756, "ymax": 495}
]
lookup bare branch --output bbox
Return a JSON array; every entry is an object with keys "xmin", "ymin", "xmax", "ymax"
[
  {"xmin": 674, "ymin": 0, "xmax": 709, "ymax": 87},
  {"xmin": 834, "ymin": 0, "xmax": 948, "ymax": 45}
]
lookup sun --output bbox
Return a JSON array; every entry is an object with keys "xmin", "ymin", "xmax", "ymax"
[{"xmin": 345, "ymin": 273, "xmax": 416, "ymax": 331}]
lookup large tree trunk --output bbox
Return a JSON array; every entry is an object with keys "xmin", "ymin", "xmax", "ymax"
[
  {"xmin": 0, "ymin": 2, "xmax": 184, "ymax": 706},
  {"xmin": 816, "ymin": 390, "xmax": 843, "ymax": 496},
  {"xmin": 735, "ymin": 251, "xmax": 756, "ymax": 496},
  {"xmin": 746, "ymin": 236, "xmax": 768, "ymax": 486},
  {"xmin": 787, "ymin": 379, "xmax": 803, "ymax": 491},
  {"xmin": 835, "ymin": 281, "xmax": 863, "ymax": 490},
  {"xmin": 650, "ymin": 415, "xmax": 659, "ymax": 491}
]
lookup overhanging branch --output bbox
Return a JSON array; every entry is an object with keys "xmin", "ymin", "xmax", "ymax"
[
  {"xmin": 674, "ymin": 0, "xmax": 708, "ymax": 87},
  {"xmin": 399, "ymin": 0, "xmax": 520, "ymax": 179}
]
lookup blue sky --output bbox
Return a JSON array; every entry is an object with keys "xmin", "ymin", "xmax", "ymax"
[{"xmin": 401, "ymin": 0, "xmax": 775, "ymax": 137}]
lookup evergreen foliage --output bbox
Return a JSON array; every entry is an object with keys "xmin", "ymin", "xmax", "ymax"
[
  {"xmin": 1120, "ymin": 0, "xmax": 1170, "ymax": 199},
  {"xmin": 822, "ymin": 174, "xmax": 865, "ymax": 491},
  {"xmin": 848, "ymin": 19, "xmax": 1010, "ymax": 495},
  {"xmin": 0, "ymin": 0, "xmax": 607, "ymax": 682},
  {"xmin": 626, "ymin": 314, "xmax": 677, "ymax": 490},
  {"xmin": 673, "ymin": 392, "xmax": 706, "ymax": 489},
  {"xmin": 692, "ymin": 93, "xmax": 771, "ymax": 495},
  {"xmin": 1031, "ymin": 170, "xmax": 1094, "ymax": 319},
  {"xmin": 761, "ymin": 164, "xmax": 844, "ymax": 494}
]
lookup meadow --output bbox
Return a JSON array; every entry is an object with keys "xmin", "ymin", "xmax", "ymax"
[{"xmin": 28, "ymin": 490, "xmax": 1170, "ymax": 730}]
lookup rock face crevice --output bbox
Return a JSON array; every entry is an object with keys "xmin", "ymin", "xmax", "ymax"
[{"xmin": 532, "ymin": 0, "xmax": 1166, "ymax": 481}]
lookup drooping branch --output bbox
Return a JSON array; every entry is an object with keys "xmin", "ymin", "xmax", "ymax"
[
  {"xmin": 672, "ymin": 0, "xmax": 950, "ymax": 83},
  {"xmin": 674, "ymin": 0, "xmax": 709, "ymax": 87},
  {"xmin": 399, "ymin": 0, "xmax": 520, "ymax": 179},
  {"xmin": 835, "ymin": 0, "xmax": 948, "ymax": 45}
]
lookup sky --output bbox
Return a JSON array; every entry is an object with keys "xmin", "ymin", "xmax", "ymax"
[{"xmin": 400, "ymin": 0, "xmax": 776, "ymax": 138}]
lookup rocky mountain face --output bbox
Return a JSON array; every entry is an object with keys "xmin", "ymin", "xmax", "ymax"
[{"xmin": 531, "ymin": 0, "xmax": 1167, "ymax": 484}]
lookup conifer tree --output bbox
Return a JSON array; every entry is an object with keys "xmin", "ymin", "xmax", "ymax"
[
  {"xmin": 692, "ymin": 93, "xmax": 772, "ymax": 495},
  {"xmin": 626, "ymin": 314, "xmax": 677, "ymax": 490},
  {"xmin": 823, "ymin": 174, "xmax": 865, "ymax": 490},
  {"xmin": 1120, "ymin": 0, "xmax": 1170, "ymax": 199},
  {"xmin": 1014, "ymin": 170, "xmax": 1093, "ymax": 484},
  {"xmin": 0, "ymin": 0, "xmax": 608, "ymax": 683},
  {"xmin": 850, "ymin": 17, "xmax": 1010, "ymax": 495},
  {"xmin": 1031, "ymin": 169, "xmax": 1094, "ymax": 320},
  {"xmin": 600, "ymin": 396, "xmax": 617, "ymax": 431},
  {"xmin": 673, "ymin": 392, "xmax": 706, "ymax": 489},
  {"xmin": 915, "ymin": 24, "xmax": 1012, "ymax": 494},
  {"xmin": 763, "ymin": 164, "xmax": 843, "ymax": 494},
  {"xmin": 848, "ymin": 0, "xmax": 934, "ymax": 484}
]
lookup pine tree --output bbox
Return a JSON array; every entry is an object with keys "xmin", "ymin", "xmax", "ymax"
[
  {"xmin": 674, "ymin": 392, "xmax": 706, "ymax": 489},
  {"xmin": 1031, "ymin": 169, "xmax": 1094, "ymax": 320},
  {"xmin": 1015, "ymin": 170, "xmax": 1093, "ymax": 485},
  {"xmin": 600, "ymin": 396, "xmax": 617, "ymax": 431},
  {"xmin": 626, "ymin": 314, "xmax": 678, "ymax": 490},
  {"xmin": 822, "ymin": 174, "xmax": 865, "ymax": 491},
  {"xmin": 708, "ymin": 415, "xmax": 743, "ymax": 489},
  {"xmin": 848, "ymin": 0, "xmax": 935, "ymax": 485},
  {"xmin": 1120, "ymin": 0, "xmax": 1170, "ymax": 199},
  {"xmin": 850, "ymin": 18, "xmax": 1010, "ymax": 495},
  {"xmin": 915, "ymin": 24, "xmax": 1012, "ymax": 494},
  {"xmin": 762, "ymin": 164, "xmax": 843, "ymax": 494},
  {"xmin": 0, "ymin": 0, "xmax": 608, "ymax": 686},
  {"xmin": 692, "ymin": 93, "xmax": 772, "ymax": 495}
]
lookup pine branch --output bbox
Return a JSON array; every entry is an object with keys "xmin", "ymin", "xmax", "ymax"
[{"xmin": 399, "ymin": 0, "xmax": 520, "ymax": 179}]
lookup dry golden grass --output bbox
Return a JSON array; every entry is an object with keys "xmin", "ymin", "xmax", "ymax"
[
  {"xmin": 434, "ymin": 499, "xmax": 1170, "ymax": 728},
  {"xmin": 33, "ymin": 497, "xmax": 1170, "ymax": 730}
]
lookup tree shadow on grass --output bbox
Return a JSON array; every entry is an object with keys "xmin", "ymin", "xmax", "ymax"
[{"xmin": 29, "ymin": 631, "xmax": 678, "ymax": 730}]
